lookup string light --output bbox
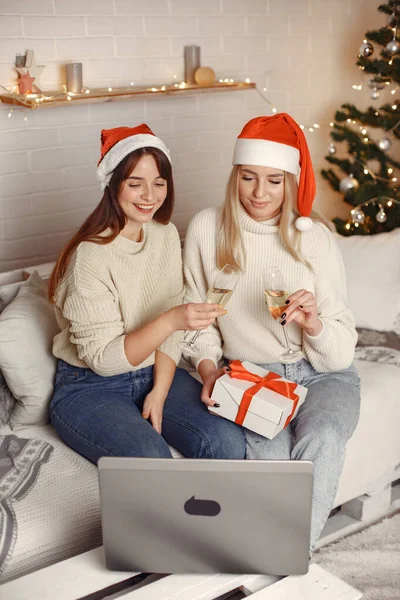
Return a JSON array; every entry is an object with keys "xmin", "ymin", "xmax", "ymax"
[
  {"xmin": 345, "ymin": 196, "xmax": 400, "ymax": 230},
  {"xmin": 354, "ymin": 158, "xmax": 393, "ymax": 183}
]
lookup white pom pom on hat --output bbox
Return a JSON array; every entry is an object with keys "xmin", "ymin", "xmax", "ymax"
[
  {"xmin": 233, "ymin": 113, "xmax": 316, "ymax": 231},
  {"xmin": 294, "ymin": 216, "xmax": 313, "ymax": 231},
  {"xmin": 96, "ymin": 123, "xmax": 171, "ymax": 191}
]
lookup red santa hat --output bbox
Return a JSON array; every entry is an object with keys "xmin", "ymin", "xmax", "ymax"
[
  {"xmin": 97, "ymin": 123, "xmax": 171, "ymax": 190},
  {"xmin": 232, "ymin": 113, "xmax": 316, "ymax": 231}
]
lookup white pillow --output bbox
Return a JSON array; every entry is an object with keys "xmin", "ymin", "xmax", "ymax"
[
  {"xmin": 0, "ymin": 281, "xmax": 23, "ymax": 312},
  {"xmin": 335, "ymin": 229, "xmax": 400, "ymax": 331},
  {"xmin": 0, "ymin": 272, "xmax": 59, "ymax": 429}
]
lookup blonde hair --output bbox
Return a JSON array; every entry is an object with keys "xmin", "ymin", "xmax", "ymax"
[{"xmin": 216, "ymin": 166, "xmax": 332, "ymax": 271}]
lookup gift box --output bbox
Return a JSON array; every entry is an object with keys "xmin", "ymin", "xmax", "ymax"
[{"xmin": 209, "ymin": 360, "xmax": 307, "ymax": 439}]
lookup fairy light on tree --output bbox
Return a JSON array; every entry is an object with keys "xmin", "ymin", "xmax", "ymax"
[{"xmin": 322, "ymin": 0, "xmax": 400, "ymax": 235}]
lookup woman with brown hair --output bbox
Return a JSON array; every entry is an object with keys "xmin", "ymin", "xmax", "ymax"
[{"xmin": 48, "ymin": 124, "xmax": 246, "ymax": 463}]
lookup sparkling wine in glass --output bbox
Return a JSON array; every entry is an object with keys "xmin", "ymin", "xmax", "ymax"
[
  {"xmin": 263, "ymin": 266, "xmax": 302, "ymax": 363},
  {"xmin": 178, "ymin": 264, "xmax": 239, "ymax": 358}
]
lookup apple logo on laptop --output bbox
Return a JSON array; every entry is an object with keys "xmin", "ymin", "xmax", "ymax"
[{"xmin": 184, "ymin": 495, "xmax": 221, "ymax": 517}]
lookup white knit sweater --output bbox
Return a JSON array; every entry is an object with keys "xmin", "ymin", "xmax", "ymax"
[
  {"xmin": 53, "ymin": 221, "xmax": 184, "ymax": 377},
  {"xmin": 183, "ymin": 206, "xmax": 357, "ymax": 373}
]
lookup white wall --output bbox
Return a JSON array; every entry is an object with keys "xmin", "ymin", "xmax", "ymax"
[{"xmin": 0, "ymin": 0, "xmax": 384, "ymax": 272}]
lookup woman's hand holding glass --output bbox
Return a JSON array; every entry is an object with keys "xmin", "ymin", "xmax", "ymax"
[
  {"xmin": 167, "ymin": 302, "xmax": 226, "ymax": 333},
  {"xmin": 178, "ymin": 265, "xmax": 240, "ymax": 358},
  {"xmin": 279, "ymin": 289, "xmax": 322, "ymax": 337}
]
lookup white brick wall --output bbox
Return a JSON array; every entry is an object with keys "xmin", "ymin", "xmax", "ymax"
[{"xmin": 0, "ymin": 0, "xmax": 386, "ymax": 271}]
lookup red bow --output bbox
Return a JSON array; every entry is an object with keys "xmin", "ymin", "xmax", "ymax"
[{"xmin": 228, "ymin": 360, "xmax": 299, "ymax": 428}]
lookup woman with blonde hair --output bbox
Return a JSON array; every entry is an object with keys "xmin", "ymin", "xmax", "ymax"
[
  {"xmin": 48, "ymin": 123, "xmax": 246, "ymax": 464},
  {"xmin": 183, "ymin": 113, "xmax": 360, "ymax": 550}
]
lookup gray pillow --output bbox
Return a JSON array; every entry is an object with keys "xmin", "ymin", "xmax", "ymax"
[
  {"xmin": 355, "ymin": 328, "xmax": 400, "ymax": 368},
  {"xmin": 356, "ymin": 328, "xmax": 400, "ymax": 351},
  {"xmin": 0, "ymin": 371, "xmax": 16, "ymax": 427}
]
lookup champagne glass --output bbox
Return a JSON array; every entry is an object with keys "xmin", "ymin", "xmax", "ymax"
[
  {"xmin": 178, "ymin": 264, "xmax": 240, "ymax": 358},
  {"xmin": 262, "ymin": 266, "xmax": 302, "ymax": 363}
]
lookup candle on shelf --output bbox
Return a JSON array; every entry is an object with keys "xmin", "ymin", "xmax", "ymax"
[
  {"xmin": 184, "ymin": 45, "xmax": 200, "ymax": 85},
  {"xmin": 66, "ymin": 63, "xmax": 83, "ymax": 94}
]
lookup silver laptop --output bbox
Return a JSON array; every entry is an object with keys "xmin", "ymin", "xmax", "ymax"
[{"xmin": 98, "ymin": 457, "xmax": 313, "ymax": 576}]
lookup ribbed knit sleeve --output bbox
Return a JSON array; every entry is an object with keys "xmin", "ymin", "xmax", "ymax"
[
  {"xmin": 61, "ymin": 248, "xmax": 132, "ymax": 377},
  {"xmin": 302, "ymin": 231, "xmax": 357, "ymax": 372},
  {"xmin": 183, "ymin": 212, "xmax": 223, "ymax": 369},
  {"xmin": 157, "ymin": 225, "xmax": 185, "ymax": 365}
]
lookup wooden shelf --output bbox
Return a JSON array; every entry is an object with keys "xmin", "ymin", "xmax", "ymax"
[{"xmin": 0, "ymin": 81, "xmax": 256, "ymax": 110}]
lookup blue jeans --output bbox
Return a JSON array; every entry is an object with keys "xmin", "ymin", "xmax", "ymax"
[
  {"xmin": 50, "ymin": 360, "xmax": 246, "ymax": 463},
  {"xmin": 244, "ymin": 359, "xmax": 361, "ymax": 551}
]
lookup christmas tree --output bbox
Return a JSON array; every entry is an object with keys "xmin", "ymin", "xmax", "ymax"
[{"xmin": 322, "ymin": 0, "xmax": 400, "ymax": 235}]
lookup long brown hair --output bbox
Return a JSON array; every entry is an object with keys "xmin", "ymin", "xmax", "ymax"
[{"xmin": 48, "ymin": 147, "xmax": 174, "ymax": 302}]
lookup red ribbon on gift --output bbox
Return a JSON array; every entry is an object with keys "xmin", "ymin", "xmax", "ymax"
[{"xmin": 228, "ymin": 360, "xmax": 299, "ymax": 428}]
